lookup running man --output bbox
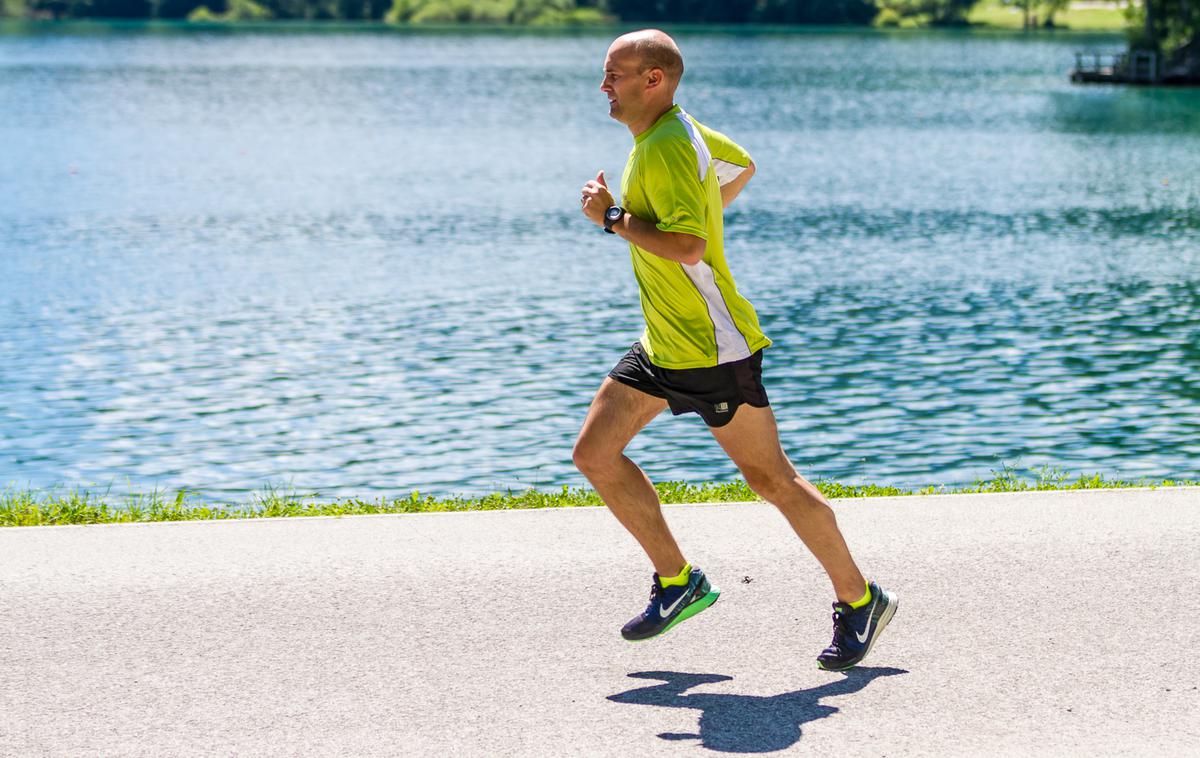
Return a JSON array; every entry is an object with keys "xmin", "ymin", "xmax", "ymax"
[{"xmin": 575, "ymin": 30, "xmax": 897, "ymax": 671}]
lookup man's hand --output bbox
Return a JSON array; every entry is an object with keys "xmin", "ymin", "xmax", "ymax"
[
  {"xmin": 580, "ymin": 170, "xmax": 614, "ymax": 228},
  {"xmin": 579, "ymin": 168, "xmax": 704, "ymax": 264}
]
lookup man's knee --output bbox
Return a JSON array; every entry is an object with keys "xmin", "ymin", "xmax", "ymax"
[
  {"xmin": 572, "ymin": 438, "xmax": 620, "ymax": 479},
  {"xmin": 571, "ymin": 441, "xmax": 595, "ymax": 475},
  {"xmin": 742, "ymin": 465, "xmax": 779, "ymax": 498},
  {"xmin": 743, "ymin": 466, "xmax": 805, "ymax": 505}
]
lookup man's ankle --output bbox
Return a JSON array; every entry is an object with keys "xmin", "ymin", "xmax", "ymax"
[{"xmin": 657, "ymin": 561, "xmax": 691, "ymax": 586}]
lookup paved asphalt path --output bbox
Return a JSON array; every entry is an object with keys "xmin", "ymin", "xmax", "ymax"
[{"xmin": 2, "ymin": 487, "xmax": 1198, "ymax": 756}]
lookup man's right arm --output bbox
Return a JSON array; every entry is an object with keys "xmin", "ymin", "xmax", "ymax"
[{"xmin": 699, "ymin": 123, "xmax": 755, "ymax": 209}]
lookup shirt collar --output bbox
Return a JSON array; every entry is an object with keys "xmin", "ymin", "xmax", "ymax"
[{"xmin": 634, "ymin": 104, "xmax": 682, "ymax": 145}]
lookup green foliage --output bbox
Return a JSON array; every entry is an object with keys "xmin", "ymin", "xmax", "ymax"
[
  {"xmin": 408, "ymin": 0, "xmax": 460, "ymax": 22},
  {"xmin": 873, "ymin": 7, "xmax": 901, "ymax": 25},
  {"xmin": 4, "ymin": 470, "xmax": 1196, "ymax": 527},
  {"xmin": 20, "ymin": 0, "xmax": 150, "ymax": 17},
  {"xmin": 606, "ymin": 0, "xmax": 878, "ymax": 24},
  {"xmin": 967, "ymin": 1, "xmax": 1127, "ymax": 31},
  {"xmin": 187, "ymin": 0, "xmax": 270, "ymax": 19},
  {"xmin": 522, "ymin": 0, "xmax": 597, "ymax": 25},
  {"xmin": 1130, "ymin": 0, "xmax": 1200, "ymax": 54},
  {"xmin": 229, "ymin": 0, "xmax": 272, "ymax": 18},
  {"xmin": 999, "ymin": 0, "xmax": 1070, "ymax": 29},
  {"xmin": 8, "ymin": 0, "xmax": 1190, "ymax": 33},
  {"xmin": 381, "ymin": 0, "xmax": 607, "ymax": 24},
  {"xmin": 875, "ymin": 0, "xmax": 978, "ymax": 26},
  {"xmin": 381, "ymin": 0, "xmax": 411, "ymax": 21},
  {"xmin": 1039, "ymin": 0, "xmax": 1069, "ymax": 27}
]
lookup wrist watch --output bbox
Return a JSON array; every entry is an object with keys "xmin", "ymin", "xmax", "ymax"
[{"xmin": 603, "ymin": 205, "xmax": 626, "ymax": 234}]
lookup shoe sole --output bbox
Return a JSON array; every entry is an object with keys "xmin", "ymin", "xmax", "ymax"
[
  {"xmin": 625, "ymin": 587, "xmax": 721, "ymax": 643},
  {"xmin": 816, "ymin": 591, "xmax": 899, "ymax": 671}
]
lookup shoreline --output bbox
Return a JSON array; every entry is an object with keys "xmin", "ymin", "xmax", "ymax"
[{"xmin": 4, "ymin": 473, "xmax": 1196, "ymax": 527}]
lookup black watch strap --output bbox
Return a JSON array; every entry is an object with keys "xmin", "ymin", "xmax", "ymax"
[{"xmin": 604, "ymin": 206, "xmax": 625, "ymax": 234}]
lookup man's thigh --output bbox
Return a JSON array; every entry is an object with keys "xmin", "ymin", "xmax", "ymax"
[
  {"xmin": 707, "ymin": 403, "xmax": 796, "ymax": 481},
  {"xmin": 575, "ymin": 377, "xmax": 668, "ymax": 459}
]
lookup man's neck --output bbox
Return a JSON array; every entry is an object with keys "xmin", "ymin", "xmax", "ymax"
[{"xmin": 628, "ymin": 102, "xmax": 676, "ymax": 138}]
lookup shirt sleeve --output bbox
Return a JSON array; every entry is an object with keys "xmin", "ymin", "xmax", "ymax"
[
  {"xmin": 697, "ymin": 122, "xmax": 752, "ymax": 187},
  {"xmin": 642, "ymin": 137, "xmax": 709, "ymax": 240}
]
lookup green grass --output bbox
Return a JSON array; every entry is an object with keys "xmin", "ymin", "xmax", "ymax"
[
  {"xmin": 967, "ymin": 1, "xmax": 1129, "ymax": 32},
  {"xmin": 2, "ymin": 467, "xmax": 1195, "ymax": 528}
]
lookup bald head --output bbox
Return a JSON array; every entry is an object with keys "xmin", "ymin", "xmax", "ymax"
[
  {"xmin": 610, "ymin": 29, "xmax": 684, "ymax": 87},
  {"xmin": 601, "ymin": 29, "xmax": 685, "ymax": 134}
]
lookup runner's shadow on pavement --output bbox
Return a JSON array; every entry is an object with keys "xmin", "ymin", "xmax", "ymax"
[{"xmin": 608, "ymin": 667, "xmax": 907, "ymax": 753}]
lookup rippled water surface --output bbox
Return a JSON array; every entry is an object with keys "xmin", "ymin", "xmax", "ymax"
[{"xmin": 2, "ymin": 23, "xmax": 1199, "ymax": 500}]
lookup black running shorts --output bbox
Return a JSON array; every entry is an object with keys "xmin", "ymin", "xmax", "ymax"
[{"xmin": 608, "ymin": 341, "xmax": 770, "ymax": 428}]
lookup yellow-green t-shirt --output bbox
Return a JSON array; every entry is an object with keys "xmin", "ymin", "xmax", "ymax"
[{"xmin": 620, "ymin": 105, "xmax": 771, "ymax": 369}]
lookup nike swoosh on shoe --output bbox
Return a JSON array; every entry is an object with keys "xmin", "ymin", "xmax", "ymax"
[
  {"xmin": 658, "ymin": 591, "xmax": 690, "ymax": 619},
  {"xmin": 854, "ymin": 598, "xmax": 878, "ymax": 643}
]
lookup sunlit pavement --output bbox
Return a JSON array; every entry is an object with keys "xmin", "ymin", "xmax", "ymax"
[{"xmin": 3, "ymin": 487, "xmax": 1198, "ymax": 756}]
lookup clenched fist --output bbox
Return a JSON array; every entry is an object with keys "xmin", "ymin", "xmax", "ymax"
[{"xmin": 580, "ymin": 170, "xmax": 614, "ymax": 228}]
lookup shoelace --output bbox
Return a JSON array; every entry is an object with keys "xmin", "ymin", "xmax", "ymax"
[
  {"xmin": 643, "ymin": 580, "xmax": 663, "ymax": 613},
  {"xmin": 828, "ymin": 606, "xmax": 853, "ymax": 648}
]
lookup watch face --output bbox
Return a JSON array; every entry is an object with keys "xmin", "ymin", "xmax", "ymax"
[{"xmin": 606, "ymin": 207, "xmax": 622, "ymax": 221}]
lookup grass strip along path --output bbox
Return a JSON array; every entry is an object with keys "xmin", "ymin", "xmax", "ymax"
[{"xmin": 3, "ymin": 469, "xmax": 1195, "ymax": 527}]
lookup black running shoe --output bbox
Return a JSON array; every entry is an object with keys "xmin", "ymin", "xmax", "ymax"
[
  {"xmin": 621, "ymin": 566, "xmax": 721, "ymax": 642},
  {"xmin": 816, "ymin": 581, "xmax": 898, "ymax": 671}
]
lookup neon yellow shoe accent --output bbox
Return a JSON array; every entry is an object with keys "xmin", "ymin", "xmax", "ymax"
[
  {"xmin": 848, "ymin": 581, "xmax": 872, "ymax": 609},
  {"xmin": 658, "ymin": 562, "xmax": 692, "ymax": 588}
]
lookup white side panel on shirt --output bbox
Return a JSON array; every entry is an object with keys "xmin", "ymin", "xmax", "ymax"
[
  {"xmin": 681, "ymin": 260, "xmax": 751, "ymax": 365},
  {"xmin": 673, "ymin": 109, "xmax": 751, "ymax": 364},
  {"xmin": 675, "ymin": 110, "xmax": 711, "ymax": 184}
]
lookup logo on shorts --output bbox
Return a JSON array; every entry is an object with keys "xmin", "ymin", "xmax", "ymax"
[{"xmin": 714, "ymin": 402, "xmax": 729, "ymax": 413}]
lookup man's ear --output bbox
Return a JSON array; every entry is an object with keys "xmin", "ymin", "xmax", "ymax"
[{"xmin": 645, "ymin": 67, "xmax": 663, "ymax": 91}]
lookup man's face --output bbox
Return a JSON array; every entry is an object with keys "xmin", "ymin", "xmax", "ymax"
[{"xmin": 600, "ymin": 45, "xmax": 647, "ymax": 124}]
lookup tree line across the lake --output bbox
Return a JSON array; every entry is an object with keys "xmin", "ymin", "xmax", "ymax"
[
  {"xmin": 1, "ymin": 1, "xmax": 1195, "ymax": 61},
  {"xmin": 0, "ymin": 1, "xmax": 1129, "ymax": 26}
]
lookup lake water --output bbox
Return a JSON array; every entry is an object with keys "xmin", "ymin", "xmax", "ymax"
[{"xmin": 2, "ymin": 22, "xmax": 1198, "ymax": 501}]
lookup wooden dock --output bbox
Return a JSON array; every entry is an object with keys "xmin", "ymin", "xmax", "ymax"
[
  {"xmin": 1071, "ymin": 50, "xmax": 1160, "ymax": 84},
  {"xmin": 1072, "ymin": 41, "xmax": 1200, "ymax": 85}
]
